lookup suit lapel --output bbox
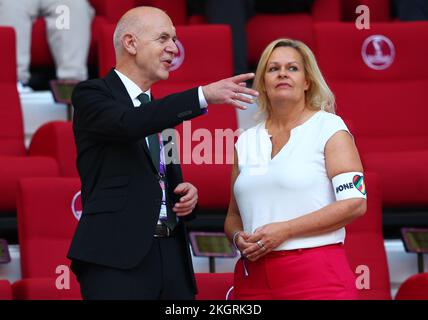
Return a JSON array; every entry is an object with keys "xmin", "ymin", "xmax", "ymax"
[
  {"xmin": 104, "ymin": 69, "xmax": 134, "ymax": 109},
  {"xmin": 104, "ymin": 69, "xmax": 156, "ymax": 172}
]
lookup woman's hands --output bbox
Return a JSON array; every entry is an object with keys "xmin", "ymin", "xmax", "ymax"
[
  {"xmin": 240, "ymin": 222, "xmax": 291, "ymax": 262},
  {"xmin": 233, "ymin": 231, "xmax": 253, "ymax": 254}
]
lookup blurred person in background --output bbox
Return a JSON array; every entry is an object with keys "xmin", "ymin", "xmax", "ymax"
[{"xmin": 0, "ymin": 0, "xmax": 94, "ymax": 92}]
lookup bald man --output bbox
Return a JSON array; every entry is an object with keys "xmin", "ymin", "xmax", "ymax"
[{"xmin": 67, "ymin": 7, "xmax": 258, "ymax": 300}]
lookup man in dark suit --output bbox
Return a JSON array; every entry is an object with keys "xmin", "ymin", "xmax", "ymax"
[{"xmin": 67, "ymin": 6, "xmax": 258, "ymax": 300}]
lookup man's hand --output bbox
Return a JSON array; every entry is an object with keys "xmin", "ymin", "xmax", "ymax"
[
  {"xmin": 202, "ymin": 73, "xmax": 259, "ymax": 110},
  {"xmin": 173, "ymin": 182, "xmax": 198, "ymax": 216}
]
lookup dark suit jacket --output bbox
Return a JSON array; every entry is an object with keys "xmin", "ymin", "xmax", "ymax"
[{"xmin": 67, "ymin": 69, "xmax": 203, "ymax": 292}]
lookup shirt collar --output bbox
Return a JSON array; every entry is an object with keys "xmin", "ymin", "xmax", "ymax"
[{"xmin": 114, "ymin": 69, "xmax": 151, "ymax": 101}]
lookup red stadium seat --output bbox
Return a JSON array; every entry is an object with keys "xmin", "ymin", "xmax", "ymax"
[
  {"xmin": 0, "ymin": 27, "xmax": 59, "ymax": 213},
  {"xmin": 97, "ymin": 23, "xmax": 117, "ymax": 78},
  {"xmin": 98, "ymin": 23, "xmax": 233, "ymax": 80},
  {"xmin": 342, "ymin": 0, "xmax": 392, "ymax": 22},
  {"xmin": 195, "ymin": 273, "xmax": 234, "ymax": 300},
  {"xmin": 395, "ymin": 273, "xmax": 428, "ymax": 300},
  {"xmin": 344, "ymin": 172, "xmax": 392, "ymax": 299},
  {"xmin": 99, "ymin": 24, "xmax": 238, "ymax": 214},
  {"xmin": 358, "ymin": 0, "xmax": 391, "ymax": 21},
  {"xmin": 89, "ymin": 0, "xmax": 135, "ymax": 24},
  {"xmin": 15, "ymin": 177, "xmax": 82, "ymax": 299},
  {"xmin": 341, "ymin": 0, "xmax": 359, "ymax": 21},
  {"xmin": 135, "ymin": 0, "xmax": 187, "ymax": 25},
  {"xmin": 0, "ymin": 280, "xmax": 13, "ymax": 300},
  {"xmin": 28, "ymin": 121, "xmax": 78, "ymax": 178},
  {"xmin": 315, "ymin": 22, "xmax": 428, "ymax": 208},
  {"xmin": 13, "ymin": 277, "xmax": 81, "ymax": 300},
  {"xmin": 188, "ymin": 15, "xmax": 207, "ymax": 25},
  {"xmin": 246, "ymin": 14, "xmax": 315, "ymax": 66},
  {"xmin": 0, "ymin": 26, "xmax": 23, "ymax": 157},
  {"xmin": 312, "ymin": 0, "xmax": 342, "ymax": 21}
]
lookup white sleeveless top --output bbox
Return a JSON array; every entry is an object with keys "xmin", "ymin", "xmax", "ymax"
[{"xmin": 234, "ymin": 110, "xmax": 351, "ymax": 250}]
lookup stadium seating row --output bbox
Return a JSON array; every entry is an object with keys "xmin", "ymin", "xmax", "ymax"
[
  {"xmin": 28, "ymin": 0, "xmax": 402, "ymax": 71},
  {"xmin": 30, "ymin": 0, "xmax": 343, "ymax": 70},
  {"xmin": 27, "ymin": 0, "xmax": 400, "ymax": 72}
]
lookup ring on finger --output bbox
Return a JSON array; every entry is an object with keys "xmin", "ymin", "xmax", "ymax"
[{"xmin": 256, "ymin": 240, "xmax": 264, "ymax": 248}]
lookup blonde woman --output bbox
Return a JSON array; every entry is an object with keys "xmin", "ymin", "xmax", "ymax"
[{"xmin": 225, "ymin": 39, "xmax": 367, "ymax": 300}]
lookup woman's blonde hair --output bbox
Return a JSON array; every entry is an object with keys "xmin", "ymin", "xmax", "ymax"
[{"xmin": 253, "ymin": 38, "xmax": 335, "ymax": 120}]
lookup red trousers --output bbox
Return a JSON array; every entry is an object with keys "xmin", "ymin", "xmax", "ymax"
[{"xmin": 233, "ymin": 244, "xmax": 358, "ymax": 300}]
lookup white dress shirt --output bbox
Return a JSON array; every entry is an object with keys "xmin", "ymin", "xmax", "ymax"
[{"xmin": 114, "ymin": 69, "xmax": 208, "ymax": 109}]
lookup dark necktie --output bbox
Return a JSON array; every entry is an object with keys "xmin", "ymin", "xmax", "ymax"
[
  {"xmin": 136, "ymin": 93, "xmax": 160, "ymax": 170},
  {"xmin": 136, "ymin": 93, "xmax": 177, "ymax": 230}
]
